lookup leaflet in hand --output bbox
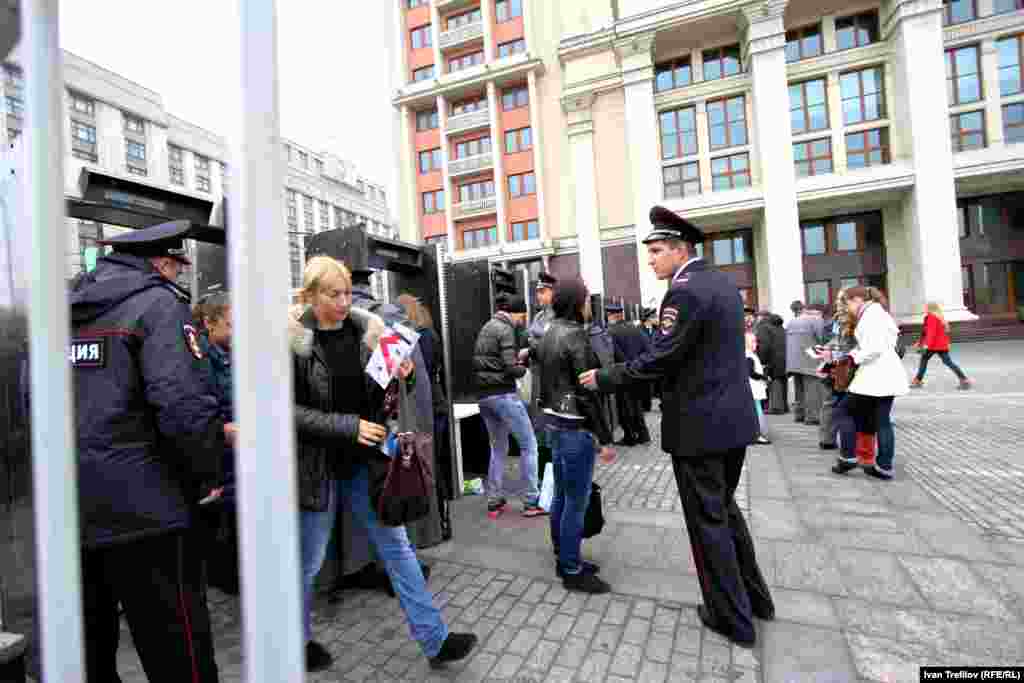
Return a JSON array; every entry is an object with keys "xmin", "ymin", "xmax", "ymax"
[{"xmin": 366, "ymin": 323, "xmax": 420, "ymax": 389}]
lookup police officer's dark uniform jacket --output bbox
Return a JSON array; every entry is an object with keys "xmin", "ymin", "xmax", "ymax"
[
  {"xmin": 70, "ymin": 221, "xmax": 225, "ymax": 682},
  {"xmin": 593, "ymin": 206, "xmax": 773, "ymax": 647},
  {"xmin": 607, "ymin": 306, "xmax": 652, "ymax": 444}
]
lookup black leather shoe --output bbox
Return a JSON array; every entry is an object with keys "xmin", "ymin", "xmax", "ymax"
[
  {"xmin": 697, "ymin": 605, "xmax": 755, "ymax": 648},
  {"xmin": 562, "ymin": 572, "xmax": 612, "ymax": 594},
  {"xmin": 429, "ymin": 633, "xmax": 478, "ymax": 669},
  {"xmin": 832, "ymin": 462, "xmax": 857, "ymax": 475},
  {"xmin": 819, "ymin": 443, "xmax": 838, "ymax": 450},
  {"xmin": 556, "ymin": 560, "xmax": 600, "ymax": 578},
  {"xmin": 752, "ymin": 604, "xmax": 775, "ymax": 621},
  {"xmin": 305, "ymin": 641, "xmax": 333, "ymax": 672}
]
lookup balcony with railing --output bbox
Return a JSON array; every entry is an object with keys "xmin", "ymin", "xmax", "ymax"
[
  {"xmin": 435, "ymin": 0, "xmax": 479, "ymax": 13},
  {"xmin": 439, "ymin": 20, "xmax": 484, "ymax": 50},
  {"xmin": 452, "ymin": 195, "xmax": 497, "ymax": 219},
  {"xmin": 448, "ymin": 152, "xmax": 494, "ymax": 178},
  {"xmin": 446, "ymin": 107, "xmax": 490, "ymax": 135}
]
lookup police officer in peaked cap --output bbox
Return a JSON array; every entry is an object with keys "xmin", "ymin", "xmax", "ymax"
[
  {"xmin": 580, "ymin": 206, "xmax": 774, "ymax": 647},
  {"xmin": 70, "ymin": 219, "xmax": 234, "ymax": 681}
]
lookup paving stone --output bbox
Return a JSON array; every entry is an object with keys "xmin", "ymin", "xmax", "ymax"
[
  {"xmin": 637, "ymin": 659, "xmax": 669, "ymax": 683},
  {"xmin": 576, "ymin": 651, "xmax": 611, "ymax": 682},
  {"xmin": 558, "ymin": 592, "xmax": 587, "ymax": 615},
  {"xmin": 970, "ymin": 562, "xmax": 1024, "ymax": 620},
  {"xmin": 673, "ymin": 625, "xmax": 702, "ymax": 656},
  {"xmin": 489, "ymin": 596, "xmax": 517, "ymax": 619},
  {"xmin": 506, "ymin": 627, "xmax": 543, "ymax": 656},
  {"xmin": 751, "ymin": 499, "xmax": 811, "ymax": 541},
  {"xmin": 700, "ymin": 641, "xmax": 732, "ymax": 679},
  {"xmin": 490, "ymin": 653, "xmax": 524, "ymax": 679},
  {"xmin": 610, "ymin": 642, "xmax": 644, "ymax": 677},
  {"xmin": 584, "ymin": 592, "xmax": 613, "ymax": 614},
  {"xmin": 845, "ymin": 632, "xmax": 935, "ymax": 683},
  {"xmin": 732, "ymin": 644, "xmax": 762, "ymax": 671},
  {"xmin": 606, "ymin": 677, "xmax": 635, "ymax": 683},
  {"xmin": 506, "ymin": 576, "xmax": 532, "ymax": 596},
  {"xmin": 773, "ymin": 542, "xmax": 847, "ymax": 595},
  {"xmin": 669, "ymin": 653, "xmax": 701, "ymax": 682},
  {"xmin": 546, "ymin": 666, "xmax": 576, "ymax": 683},
  {"xmin": 477, "ymin": 580, "xmax": 509, "ymax": 603},
  {"xmin": 545, "ymin": 585, "xmax": 569, "ymax": 605},
  {"xmin": 623, "ymin": 617, "xmax": 651, "ymax": 645},
  {"xmin": 522, "ymin": 580, "xmax": 552, "ymax": 604},
  {"xmin": 898, "ymin": 556, "xmax": 1015, "ymax": 620},
  {"xmin": 483, "ymin": 625, "xmax": 517, "ymax": 653},
  {"xmin": 645, "ymin": 632, "xmax": 673, "ymax": 663},
  {"xmin": 761, "ymin": 621, "xmax": 859, "ymax": 683},
  {"xmin": 604, "ymin": 599, "xmax": 632, "ymax": 625},
  {"xmin": 906, "ymin": 513, "xmax": 1004, "ymax": 563},
  {"xmin": 555, "ymin": 636, "xmax": 590, "ymax": 669},
  {"xmin": 573, "ymin": 610, "xmax": 602, "ymax": 639},
  {"xmin": 833, "ymin": 549, "xmax": 927, "ymax": 608},
  {"xmin": 545, "ymin": 613, "xmax": 576, "ymax": 641},
  {"xmin": 504, "ymin": 604, "xmax": 532, "ymax": 628},
  {"xmin": 526, "ymin": 603, "xmax": 558, "ymax": 629},
  {"xmin": 593, "ymin": 624, "xmax": 623, "ymax": 654},
  {"xmin": 652, "ymin": 605, "xmax": 681, "ymax": 633},
  {"xmin": 524, "ymin": 639, "xmax": 561, "ymax": 672},
  {"xmin": 768, "ymin": 588, "xmax": 841, "ymax": 629}
]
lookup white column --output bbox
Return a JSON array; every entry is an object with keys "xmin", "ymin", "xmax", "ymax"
[
  {"xmin": 741, "ymin": 1, "xmax": 804, "ymax": 318},
  {"xmin": 981, "ymin": 39, "xmax": 1003, "ymax": 147},
  {"xmin": 527, "ymin": 69, "xmax": 549, "ymax": 243},
  {"xmin": 565, "ymin": 93, "xmax": 604, "ymax": 294},
  {"xmin": 487, "ymin": 81, "xmax": 508, "ymax": 246},
  {"xmin": 617, "ymin": 34, "xmax": 663, "ymax": 308},
  {"xmin": 481, "ymin": 0, "xmax": 496, "ymax": 62},
  {"xmin": 884, "ymin": 0, "xmax": 974, "ymax": 320},
  {"xmin": 23, "ymin": 1, "xmax": 86, "ymax": 679},
  {"xmin": 429, "ymin": 1, "xmax": 443, "ymax": 75},
  {"xmin": 230, "ymin": 0, "xmax": 304, "ymax": 680},
  {"xmin": 396, "ymin": 104, "xmax": 420, "ymax": 243},
  {"xmin": 437, "ymin": 95, "xmax": 456, "ymax": 249}
]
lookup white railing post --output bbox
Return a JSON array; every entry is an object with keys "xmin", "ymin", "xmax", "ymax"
[
  {"xmin": 230, "ymin": 1, "xmax": 304, "ymax": 681},
  {"xmin": 22, "ymin": 0, "xmax": 86, "ymax": 681}
]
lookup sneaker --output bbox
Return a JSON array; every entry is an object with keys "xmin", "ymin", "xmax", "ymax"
[
  {"xmin": 487, "ymin": 498, "xmax": 508, "ymax": 518},
  {"xmin": 522, "ymin": 504, "xmax": 548, "ymax": 518},
  {"xmin": 556, "ymin": 560, "xmax": 601, "ymax": 579},
  {"xmin": 305, "ymin": 641, "xmax": 333, "ymax": 673},
  {"xmin": 910, "ymin": 379, "xmax": 924, "ymax": 389},
  {"xmin": 819, "ymin": 443, "xmax": 838, "ymax": 450},
  {"xmin": 562, "ymin": 571, "xmax": 612, "ymax": 594},
  {"xmin": 831, "ymin": 461, "xmax": 857, "ymax": 475},
  {"xmin": 429, "ymin": 633, "xmax": 478, "ymax": 669},
  {"xmin": 754, "ymin": 435, "xmax": 771, "ymax": 445},
  {"xmin": 958, "ymin": 378, "xmax": 973, "ymax": 390}
]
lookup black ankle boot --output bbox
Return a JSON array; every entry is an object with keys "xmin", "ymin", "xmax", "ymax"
[{"xmin": 429, "ymin": 633, "xmax": 478, "ymax": 669}]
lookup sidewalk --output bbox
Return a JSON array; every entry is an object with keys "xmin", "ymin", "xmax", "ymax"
[{"xmin": 100, "ymin": 396, "xmax": 1024, "ymax": 682}]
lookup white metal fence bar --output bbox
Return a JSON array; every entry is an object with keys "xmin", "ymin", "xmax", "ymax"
[
  {"xmin": 23, "ymin": 0, "xmax": 86, "ymax": 680},
  {"xmin": 230, "ymin": 0, "xmax": 304, "ymax": 681}
]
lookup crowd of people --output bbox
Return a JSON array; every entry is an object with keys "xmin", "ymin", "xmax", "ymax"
[{"xmin": 59, "ymin": 205, "xmax": 977, "ymax": 680}]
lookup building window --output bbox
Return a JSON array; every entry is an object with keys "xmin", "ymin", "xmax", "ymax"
[
  {"xmin": 168, "ymin": 145, "xmax": 184, "ymax": 185},
  {"xmin": 196, "ymin": 155, "xmax": 211, "ymax": 192},
  {"xmin": 123, "ymin": 113, "xmax": 145, "ymax": 135},
  {"xmin": 835, "ymin": 11, "xmax": 879, "ymax": 50},
  {"xmin": 412, "ymin": 65, "xmax": 435, "ymax": 82},
  {"xmin": 5, "ymin": 95, "xmax": 22, "ymax": 118},
  {"xmin": 950, "ymin": 110, "xmax": 986, "ymax": 152},
  {"xmin": 710, "ymin": 153, "xmax": 751, "ymax": 191},
  {"xmin": 846, "ymin": 128, "xmax": 889, "ymax": 169},
  {"xmin": 511, "ymin": 220, "xmax": 539, "ymax": 241},
  {"xmin": 502, "ymin": 86, "xmax": 529, "ymax": 110},
  {"xmin": 660, "ymin": 107, "xmax": 698, "ymax": 159},
  {"xmin": 994, "ymin": 0, "xmax": 1024, "ymax": 12},
  {"xmin": 289, "ymin": 235, "xmax": 302, "ymax": 289},
  {"xmin": 786, "ymin": 25, "xmax": 822, "ymax": 63},
  {"xmin": 946, "ymin": 45, "xmax": 982, "ymax": 105},
  {"xmin": 508, "ymin": 172, "xmax": 536, "ymax": 198},
  {"xmin": 449, "ymin": 51, "xmax": 485, "ymax": 72},
  {"xmin": 125, "ymin": 140, "xmax": 147, "ymax": 176},
  {"xmin": 805, "ymin": 281, "xmax": 831, "ymax": 307},
  {"xmin": 789, "ymin": 79, "xmax": 829, "ymax": 134},
  {"xmin": 498, "ymin": 40, "xmax": 527, "ymax": 58},
  {"xmin": 334, "ymin": 206, "xmax": 344, "ymax": 227},
  {"xmin": 840, "ymin": 67, "xmax": 885, "ymax": 125},
  {"xmin": 314, "ymin": 158, "xmax": 323, "ymax": 175},
  {"xmin": 505, "ymin": 127, "xmax": 532, "ymax": 153},
  {"xmin": 1005, "ymin": 102, "xmax": 1024, "ymax": 143},
  {"xmin": 998, "ymin": 35, "xmax": 1022, "ymax": 97},
  {"xmin": 793, "ymin": 138, "xmax": 833, "ymax": 177},
  {"xmin": 286, "ymin": 189, "xmax": 298, "ymax": 224},
  {"xmin": 463, "ymin": 226, "xmax": 498, "ymax": 249},
  {"xmin": 70, "ymin": 120, "xmax": 97, "ymax": 161},
  {"xmin": 303, "ymin": 195, "xmax": 314, "ymax": 231},
  {"xmin": 702, "ymin": 45, "xmax": 741, "ymax": 81},
  {"xmin": 835, "ymin": 221, "xmax": 861, "ymax": 252},
  {"xmin": 839, "ymin": 277, "xmax": 864, "ymax": 290},
  {"xmin": 655, "ymin": 57, "xmax": 692, "ymax": 93},
  {"xmin": 458, "ymin": 179, "xmax": 495, "ymax": 202},
  {"xmin": 453, "ymin": 136, "xmax": 491, "ymax": 158},
  {"xmin": 78, "ymin": 222, "xmax": 103, "ymax": 270},
  {"xmin": 707, "ymin": 96, "xmax": 747, "ymax": 150},
  {"xmin": 663, "ymin": 162, "xmax": 701, "ymax": 199},
  {"xmin": 410, "ymin": 25, "xmax": 432, "ymax": 49},
  {"xmin": 711, "ymin": 234, "xmax": 748, "ymax": 265},
  {"xmin": 319, "ymin": 200, "xmax": 330, "ymax": 230},
  {"xmin": 802, "ymin": 224, "xmax": 827, "ymax": 255},
  {"xmin": 423, "ymin": 189, "xmax": 446, "ymax": 214},
  {"xmin": 416, "ymin": 108, "xmax": 439, "ymax": 131},
  {"xmin": 495, "ymin": 0, "xmax": 522, "ymax": 22},
  {"xmin": 447, "ymin": 8, "xmax": 481, "ymax": 29},
  {"xmin": 452, "ymin": 96, "xmax": 487, "ymax": 116},
  {"xmin": 943, "ymin": 0, "xmax": 976, "ymax": 25},
  {"xmin": 298, "ymin": 151, "xmax": 308, "ymax": 169},
  {"xmin": 69, "ymin": 91, "xmax": 94, "ymax": 117},
  {"xmin": 418, "ymin": 148, "xmax": 443, "ymax": 173}
]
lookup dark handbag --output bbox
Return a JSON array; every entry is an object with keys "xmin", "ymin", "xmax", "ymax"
[
  {"xmin": 582, "ymin": 482, "xmax": 605, "ymax": 539},
  {"xmin": 830, "ymin": 357, "xmax": 857, "ymax": 393},
  {"xmin": 376, "ymin": 377, "xmax": 436, "ymax": 527}
]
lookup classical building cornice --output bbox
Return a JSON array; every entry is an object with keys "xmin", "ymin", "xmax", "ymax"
[
  {"xmin": 943, "ymin": 10, "xmax": 1024, "ymax": 47},
  {"xmin": 391, "ymin": 56, "xmax": 544, "ymax": 108},
  {"xmin": 881, "ymin": 0, "xmax": 943, "ymax": 39},
  {"xmin": 738, "ymin": 0, "xmax": 788, "ymax": 62}
]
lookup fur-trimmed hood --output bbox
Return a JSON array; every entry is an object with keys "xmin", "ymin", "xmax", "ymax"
[{"xmin": 288, "ymin": 304, "xmax": 387, "ymax": 359}]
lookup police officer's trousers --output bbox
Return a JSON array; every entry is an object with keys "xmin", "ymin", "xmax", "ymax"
[
  {"xmin": 671, "ymin": 448, "xmax": 773, "ymax": 642},
  {"xmin": 82, "ymin": 531, "xmax": 219, "ymax": 683}
]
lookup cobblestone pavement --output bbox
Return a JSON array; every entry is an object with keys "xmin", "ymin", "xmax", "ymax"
[{"xmin": 94, "ymin": 341, "xmax": 1024, "ymax": 682}]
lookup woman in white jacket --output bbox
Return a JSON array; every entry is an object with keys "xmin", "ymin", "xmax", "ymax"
[{"xmin": 819, "ymin": 287, "xmax": 907, "ymax": 480}]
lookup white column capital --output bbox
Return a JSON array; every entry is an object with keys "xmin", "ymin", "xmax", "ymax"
[
  {"xmin": 881, "ymin": 0, "xmax": 943, "ymax": 39},
  {"xmin": 739, "ymin": 1, "xmax": 788, "ymax": 63},
  {"xmin": 615, "ymin": 33, "xmax": 657, "ymax": 85}
]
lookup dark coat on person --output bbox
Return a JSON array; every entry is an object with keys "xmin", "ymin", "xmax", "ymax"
[
  {"xmin": 596, "ymin": 260, "xmax": 758, "ymax": 455},
  {"xmin": 69, "ymin": 254, "xmax": 226, "ymax": 548},
  {"xmin": 756, "ymin": 315, "xmax": 788, "ymax": 380},
  {"xmin": 473, "ymin": 313, "xmax": 526, "ymax": 397},
  {"xmin": 609, "ymin": 320, "xmax": 651, "ymax": 363}
]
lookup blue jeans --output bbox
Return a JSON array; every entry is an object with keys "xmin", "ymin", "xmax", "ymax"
[
  {"xmin": 299, "ymin": 464, "xmax": 448, "ymax": 656},
  {"xmin": 849, "ymin": 395, "xmax": 896, "ymax": 476},
  {"xmin": 832, "ymin": 393, "xmax": 858, "ymax": 465},
  {"xmin": 915, "ymin": 350, "xmax": 967, "ymax": 381},
  {"xmin": 479, "ymin": 393, "xmax": 540, "ymax": 505},
  {"xmin": 547, "ymin": 426, "xmax": 597, "ymax": 575},
  {"xmin": 753, "ymin": 399, "xmax": 766, "ymax": 434}
]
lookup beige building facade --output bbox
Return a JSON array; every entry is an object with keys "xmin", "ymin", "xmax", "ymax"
[{"xmin": 396, "ymin": 0, "xmax": 1024, "ymax": 324}]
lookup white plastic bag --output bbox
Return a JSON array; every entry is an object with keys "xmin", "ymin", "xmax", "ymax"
[
  {"xmin": 538, "ymin": 462, "xmax": 555, "ymax": 511},
  {"xmin": 516, "ymin": 367, "xmax": 532, "ymax": 405}
]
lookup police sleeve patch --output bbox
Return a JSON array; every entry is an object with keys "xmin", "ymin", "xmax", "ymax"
[
  {"xmin": 69, "ymin": 338, "xmax": 107, "ymax": 368},
  {"xmin": 183, "ymin": 324, "xmax": 205, "ymax": 360},
  {"xmin": 660, "ymin": 307, "xmax": 679, "ymax": 334}
]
